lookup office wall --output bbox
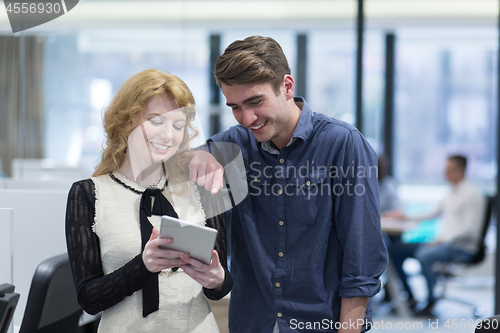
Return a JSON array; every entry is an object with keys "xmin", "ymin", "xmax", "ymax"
[
  {"xmin": 0, "ymin": 188, "xmax": 69, "ymax": 328},
  {"xmin": 0, "ymin": 208, "xmax": 13, "ymax": 284}
]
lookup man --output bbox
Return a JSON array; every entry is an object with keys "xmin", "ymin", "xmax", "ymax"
[
  {"xmin": 194, "ymin": 36, "xmax": 387, "ymax": 332},
  {"xmin": 378, "ymin": 155, "xmax": 403, "ymax": 216},
  {"xmin": 390, "ymin": 155, "xmax": 486, "ymax": 316}
]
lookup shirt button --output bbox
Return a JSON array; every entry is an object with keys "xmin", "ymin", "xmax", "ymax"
[
  {"xmin": 254, "ymin": 177, "xmax": 258, "ymax": 182},
  {"xmin": 278, "ymin": 252, "xmax": 284, "ymax": 257},
  {"xmin": 279, "ymin": 158, "xmax": 285, "ymax": 164},
  {"xmin": 279, "ymin": 220, "xmax": 284, "ymax": 226},
  {"xmin": 306, "ymin": 180, "xmax": 311, "ymax": 186},
  {"xmin": 276, "ymin": 282, "xmax": 281, "ymax": 288},
  {"xmin": 278, "ymin": 189, "xmax": 283, "ymax": 195},
  {"xmin": 277, "ymin": 312, "xmax": 283, "ymax": 318}
]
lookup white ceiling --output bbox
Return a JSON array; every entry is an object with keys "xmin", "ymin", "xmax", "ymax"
[{"xmin": 0, "ymin": 0, "xmax": 497, "ymax": 32}]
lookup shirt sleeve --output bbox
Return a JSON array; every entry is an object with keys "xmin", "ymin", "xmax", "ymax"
[
  {"xmin": 65, "ymin": 179, "xmax": 158, "ymax": 315},
  {"xmin": 202, "ymin": 187, "xmax": 233, "ymax": 300},
  {"xmin": 333, "ymin": 131, "xmax": 388, "ymax": 299}
]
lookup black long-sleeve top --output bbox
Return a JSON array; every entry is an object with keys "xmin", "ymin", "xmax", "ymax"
[{"xmin": 65, "ymin": 178, "xmax": 232, "ymax": 315}]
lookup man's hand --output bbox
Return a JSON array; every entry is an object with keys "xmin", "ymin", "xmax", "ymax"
[
  {"xmin": 189, "ymin": 150, "xmax": 224, "ymax": 194},
  {"xmin": 338, "ymin": 297, "xmax": 369, "ymax": 333}
]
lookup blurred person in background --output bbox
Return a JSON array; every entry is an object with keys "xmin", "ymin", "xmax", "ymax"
[
  {"xmin": 377, "ymin": 154, "xmax": 407, "ymax": 306},
  {"xmin": 378, "ymin": 154, "xmax": 404, "ymax": 217},
  {"xmin": 390, "ymin": 155, "xmax": 485, "ymax": 317}
]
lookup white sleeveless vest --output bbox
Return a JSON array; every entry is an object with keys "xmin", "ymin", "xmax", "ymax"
[{"xmin": 91, "ymin": 172, "xmax": 219, "ymax": 333}]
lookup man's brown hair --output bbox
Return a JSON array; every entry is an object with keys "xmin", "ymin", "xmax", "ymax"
[{"xmin": 214, "ymin": 36, "xmax": 291, "ymax": 95}]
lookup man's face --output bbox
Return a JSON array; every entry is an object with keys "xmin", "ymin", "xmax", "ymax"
[
  {"xmin": 445, "ymin": 159, "xmax": 465, "ymax": 184},
  {"xmin": 221, "ymin": 80, "xmax": 294, "ymax": 148}
]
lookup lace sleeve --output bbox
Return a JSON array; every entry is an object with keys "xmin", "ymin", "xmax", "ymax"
[
  {"xmin": 65, "ymin": 179, "xmax": 158, "ymax": 315},
  {"xmin": 202, "ymin": 187, "xmax": 233, "ymax": 300}
]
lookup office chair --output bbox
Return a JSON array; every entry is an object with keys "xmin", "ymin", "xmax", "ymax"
[
  {"xmin": 434, "ymin": 196, "xmax": 494, "ymax": 317},
  {"xmin": 19, "ymin": 253, "xmax": 83, "ymax": 333},
  {"xmin": 0, "ymin": 284, "xmax": 20, "ymax": 333},
  {"xmin": 475, "ymin": 315, "xmax": 500, "ymax": 332}
]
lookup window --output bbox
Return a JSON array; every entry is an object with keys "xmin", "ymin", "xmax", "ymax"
[
  {"xmin": 394, "ymin": 27, "xmax": 497, "ymax": 190},
  {"xmin": 44, "ymin": 29, "xmax": 209, "ymax": 176}
]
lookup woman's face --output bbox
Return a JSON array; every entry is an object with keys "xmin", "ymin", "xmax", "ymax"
[{"xmin": 127, "ymin": 94, "xmax": 187, "ymax": 171}]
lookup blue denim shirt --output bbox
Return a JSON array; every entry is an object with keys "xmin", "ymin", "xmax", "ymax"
[{"xmin": 209, "ymin": 98, "xmax": 388, "ymax": 333}]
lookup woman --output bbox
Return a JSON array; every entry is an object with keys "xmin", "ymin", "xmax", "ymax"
[{"xmin": 65, "ymin": 69, "xmax": 231, "ymax": 333}]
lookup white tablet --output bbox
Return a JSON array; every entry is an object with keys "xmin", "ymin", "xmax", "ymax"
[{"xmin": 159, "ymin": 215, "xmax": 218, "ymax": 265}]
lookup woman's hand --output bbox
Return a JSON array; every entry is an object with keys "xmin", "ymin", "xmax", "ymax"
[
  {"xmin": 180, "ymin": 250, "xmax": 225, "ymax": 290},
  {"xmin": 142, "ymin": 227, "xmax": 191, "ymax": 273}
]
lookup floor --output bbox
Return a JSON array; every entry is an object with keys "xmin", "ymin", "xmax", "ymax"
[
  {"xmin": 208, "ymin": 298, "xmax": 230, "ymax": 333},
  {"xmin": 370, "ymin": 274, "xmax": 494, "ymax": 333},
  {"xmin": 208, "ymin": 274, "xmax": 494, "ymax": 333}
]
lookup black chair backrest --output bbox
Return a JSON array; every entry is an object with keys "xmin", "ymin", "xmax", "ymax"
[
  {"xmin": 475, "ymin": 314, "xmax": 500, "ymax": 332},
  {"xmin": 470, "ymin": 196, "xmax": 494, "ymax": 264},
  {"xmin": 0, "ymin": 284, "xmax": 20, "ymax": 333},
  {"xmin": 19, "ymin": 254, "xmax": 82, "ymax": 333}
]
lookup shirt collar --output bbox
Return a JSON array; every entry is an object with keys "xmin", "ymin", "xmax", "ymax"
[
  {"xmin": 292, "ymin": 97, "xmax": 314, "ymax": 142},
  {"xmin": 259, "ymin": 97, "xmax": 314, "ymax": 155}
]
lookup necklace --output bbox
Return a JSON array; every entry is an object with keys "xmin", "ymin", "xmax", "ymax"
[
  {"xmin": 115, "ymin": 169, "xmax": 163, "ymax": 188},
  {"xmin": 150, "ymin": 175, "xmax": 163, "ymax": 188}
]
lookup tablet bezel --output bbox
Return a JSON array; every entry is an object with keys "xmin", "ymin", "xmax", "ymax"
[{"xmin": 159, "ymin": 215, "xmax": 218, "ymax": 265}]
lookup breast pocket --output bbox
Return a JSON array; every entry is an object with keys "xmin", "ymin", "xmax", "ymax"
[
  {"xmin": 285, "ymin": 171, "xmax": 328, "ymax": 224},
  {"xmin": 247, "ymin": 170, "xmax": 271, "ymax": 197}
]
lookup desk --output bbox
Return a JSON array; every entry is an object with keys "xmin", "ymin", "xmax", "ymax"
[
  {"xmin": 381, "ymin": 218, "xmax": 417, "ymax": 317},
  {"xmin": 381, "ymin": 218, "xmax": 417, "ymax": 235}
]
